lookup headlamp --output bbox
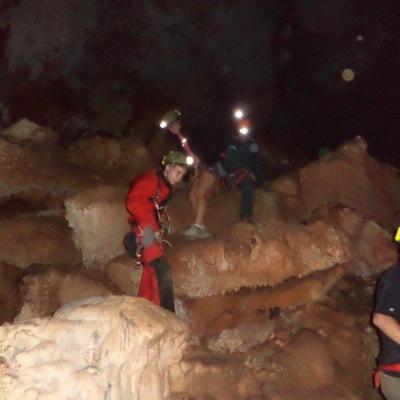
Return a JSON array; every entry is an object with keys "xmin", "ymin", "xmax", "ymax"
[
  {"xmin": 234, "ymin": 109, "xmax": 244, "ymax": 120},
  {"xmin": 186, "ymin": 155, "xmax": 194, "ymax": 166},
  {"xmin": 159, "ymin": 109, "xmax": 182, "ymax": 129},
  {"xmin": 239, "ymin": 126, "xmax": 249, "ymax": 135}
]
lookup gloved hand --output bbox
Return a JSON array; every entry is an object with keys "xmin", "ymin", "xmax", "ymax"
[{"xmin": 142, "ymin": 226, "xmax": 162, "ymax": 247}]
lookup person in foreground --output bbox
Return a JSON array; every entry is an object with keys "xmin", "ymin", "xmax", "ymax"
[
  {"xmin": 373, "ymin": 226, "xmax": 400, "ymax": 399},
  {"xmin": 125, "ymin": 151, "xmax": 190, "ymax": 312}
]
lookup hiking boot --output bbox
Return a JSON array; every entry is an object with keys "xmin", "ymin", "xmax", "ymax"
[{"xmin": 180, "ymin": 224, "xmax": 211, "ymax": 239}]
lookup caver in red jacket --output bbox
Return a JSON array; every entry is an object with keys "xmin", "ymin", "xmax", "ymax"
[{"xmin": 126, "ymin": 170, "xmax": 175, "ymax": 311}]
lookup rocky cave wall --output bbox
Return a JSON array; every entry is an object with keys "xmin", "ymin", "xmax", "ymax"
[{"xmin": 0, "ymin": 120, "xmax": 398, "ymax": 399}]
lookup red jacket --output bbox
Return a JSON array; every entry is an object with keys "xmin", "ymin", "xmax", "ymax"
[{"xmin": 126, "ymin": 170, "xmax": 171, "ymax": 231}]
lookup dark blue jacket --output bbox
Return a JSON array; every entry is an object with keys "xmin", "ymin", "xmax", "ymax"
[{"xmin": 222, "ymin": 136, "xmax": 264, "ymax": 184}]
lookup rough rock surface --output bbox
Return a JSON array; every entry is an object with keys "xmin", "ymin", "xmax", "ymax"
[
  {"xmin": 15, "ymin": 270, "xmax": 113, "ymax": 321},
  {"xmin": 0, "ymin": 216, "xmax": 81, "ymax": 269},
  {"xmin": 106, "ymin": 253, "xmax": 141, "ymax": 296},
  {"xmin": 170, "ymin": 288, "xmax": 379, "ymax": 400},
  {"xmin": 65, "ymin": 186, "xmax": 130, "ymax": 265},
  {"xmin": 170, "ymin": 353, "xmax": 262, "ymax": 400},
  {"xmin": 0, "ymin": 127, "xmax": 396, "ymax": 400},
  {"xmin": 182, "ymin": 265, "xmax": 345, "ymax": 336},
  {"xmin": 0, "ymin": 188, "xmax": 65, "ymax": 218},
  {"xmin": 357, "ymin": 220, "xmax": 397, "ymax": 272},
  {"xmin": 0, "ymin": 264, "xmax": 22, "ymax": 323},
  {"xmin": 2, "ymin": 118, "xmax": 58, "ymax": 144},
  {"xmin": 311, "ymin": 204, "xmax": 398, "ymax": 275},
  {"xmin": 0, "ymin": 138, "xmax": 97, "ymax": 197},
  {"xmin": 66, "ymin": 135, "xmax": 152, "ymax": 176},
  {"xmin": 0, "ymin": 296, "xmax": 192, "ymax": 400},
  {"xmin": 299, "ymin": 136, "xmax": 400, "ymax": 230},
  {"xmin": 169, "ymin": 187, "xmax": 281, "ymax": 235},
  {"xmin": 170, "ymin": 221, "xmax": 350, "ymax": 298}
]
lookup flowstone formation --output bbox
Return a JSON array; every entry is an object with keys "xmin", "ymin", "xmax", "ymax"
[
  {"xmin": 0, "ymin": 296, "xmax": 192, "ymax": 400},
  {"xmin": 0, "ymin": 119, "xmax": 399, "ymax": 399}
]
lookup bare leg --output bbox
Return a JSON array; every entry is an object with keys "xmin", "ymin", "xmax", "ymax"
[
  {"xmin": 188, "ymin": 178, "xmax": 200, "ymax": 220},
  {"xmin": 181, "ymin": 170, "xmax": 218, "ymax": 238},
  {"xmin": 192, "ymin": 170, "xmax": 217, "ymax": 226}
]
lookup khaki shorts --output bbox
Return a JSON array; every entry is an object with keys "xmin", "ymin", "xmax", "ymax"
[{"xmin": 381, "ymin": 372, "xmax": 400, "ymax": 400}]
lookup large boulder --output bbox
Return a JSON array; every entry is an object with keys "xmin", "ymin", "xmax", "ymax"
[
  {"xmin": 0, "ymin": 216, "xmax": 81, "ymax": 269},
  {"xmin": 0, "ymin": 138, "xmax": 96, "ymax": 197},
  {"xmin": 182, "ymin": 265, "xmax": 345, "ymax": 336},
  {"xmin": 15, "ymin": 270, "xmax": 113, "ymax": 321},
  {"xmin": 2, "ymin": 119, "xmax": 58, "ymax": 144},
  {"xmin": 0, "ymin": 296, "xmax": 192, "ymax": 400},
  {"xmin": 0, "ymin": 264, "xmax": 22, "ymax": 323},
  {"xmin": 170, "ymin": 221, "xmax": 350, "ymax": 298},
  {"xmin": 299, "ymin": 136, "xmax": 400, "ymax": 230},
  {"xmin": 0, "ymin": 188, "xmax": 65, "ymax": 218},
  {"xmin": 263, "ymin": 329, "xmax": 337, "ymax": 395},
  {"xmin": 106, "ymin": 253, "xmax": 141, "ymax": 296},
  {"xmin": 311, "ymin": 204, "xmax": 398, "ymax": 275},
  {"xmin": 66, "ymin": 136, "xmax": 152, "ymax": 179},
  {"xmin": 357, "ymin": 220, "xmax": 397, "ymax": 273},
  {"xmin": 65, "ymin": 186, "xmax": 130, "ymax": 265}
]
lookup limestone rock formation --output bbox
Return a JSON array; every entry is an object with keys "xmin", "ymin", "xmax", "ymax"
[
  {"xmin": 0, "ymin": 188, "xmax": 65, "ymax": 218},
  {"xmin": 0, "ymin": 264, "xmax": 22, "ymax": 323},
  {"xmin": 357, "ymin": 220, "xmax": 397, "ymax": 272},
  {"xmin": 268, "ymin": 137, "xmax": 400, "ymax": 229},
  {"xmin": 170, "ymin": 221, "xmax": 351, "ymax": 298},
  {"xmin": 0, "ymin": 296, "xmax": 192, "ymax": 400},
  {"xmin": 66, "ymin": 135, "xmax": 152, "ymax": 176},
  {"xmin": 311, "ymin": 204, "xmax": 398, "ymax": 275},
  {"xmin": 2, "ymin": 118, "xmax": 58, "ymax": 144},
  {"xmin": 182, "ymin": 265, "xmax": 345, "ymax": 336},
  {"xmin": 299, "ymin": 136, "xmax": 400, "ymax": 229},
  {"xmin": 15, "ymin": 270, "xmax": 112, "ymax": 321},
  {"xmin": 65, "ymin": 185, "xmax": 130, "ymax": 265},
  {"xmin": 106, "ymin": 253, "xmax": 141, "ymax": 296},
  {"xmin": 0, "ymin": 216, "xmax": 81, "ymax": 269},
  {"xmin": 0, "ymin": 136, "xmax": 96, "ymax": 197},
  {"xmin": 0, "ymin": 125, "xmax": 396, "ymax": 400}
]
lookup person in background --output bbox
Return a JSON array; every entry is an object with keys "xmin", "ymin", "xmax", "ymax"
[
  {"xmin": 160, "ymin": 109, "xmax": 218, "ymax": 239},
  {"xmin": 373, "ymin": 226, "xmax": 400, "ymax": 399},
  {"xmin": 125, "ymin": 150, "xmax": 191, "ymax": 312},
  {"xmin": 216, "ymin": 116, "xmax": 264, "ymax": 223}
]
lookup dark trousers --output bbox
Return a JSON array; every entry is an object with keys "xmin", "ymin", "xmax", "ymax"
[
  {"xmin": 151, "ymin": 257, "xmax": 175, "ymax": 312},
  {"xmin": 238, "ymin": 176, "xmax": 255, "ymax": 219}
]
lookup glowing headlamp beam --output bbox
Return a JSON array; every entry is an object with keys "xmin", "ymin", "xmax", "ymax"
[
  {"xmin": 234, "ymin": 109, "xmax": 244, "ymax": 120},
  {"xmin": 160, "ymin": 120, "xmax": 167, "ymax": 128},
  {"xmin": 186, "ymin": 156, "xmax": 194, "ymax": 166}
]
